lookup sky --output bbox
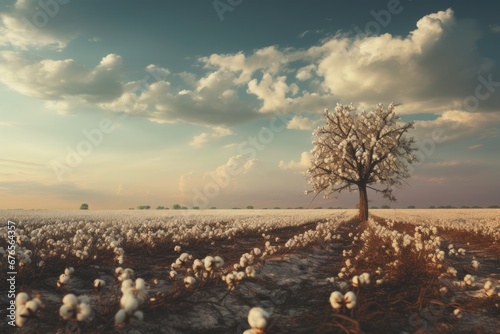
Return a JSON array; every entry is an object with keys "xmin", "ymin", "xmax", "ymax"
[{"xmin": 0, "ymin": 0, "xmax": 499, "ymax": 210}]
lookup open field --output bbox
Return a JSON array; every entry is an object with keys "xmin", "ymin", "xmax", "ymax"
[{"xmin": 1, "ymin": 209, "xmax": 499, "ymax": 333}]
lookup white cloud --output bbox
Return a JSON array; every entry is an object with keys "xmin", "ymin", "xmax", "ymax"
[
  {"xmin": 0, "ymin": 52, "xmax": 124, "ymax": 113},
  {"xmin": 279, "ymin": 151, "xmax": 311, "ymax": 172},
  {"xmin": 415, "ymin": 110, "xmax": 500, "ymax": 142},
  {"xmin": 296, "ymin": 65, "xmax": 316, "ymax": 81},
  {"xmin": 189, "ymin": 126, "xmax": 233, "ymax": 148},
  {"xmin": 467, "ymin": 144, "xmax": 482, "ymax": 150},
  {"xmin": 287, "ymin": 116, "xmax": 315, "ymax": 130},
  {"xmin": 247, "ymin": 73, "xmax": 290, "ymax": 113},
  {"xmin": 0, "ymin": 0, "xmax": 76, "ymax": 49},
  {"xmin": 490, "ymin": 24, "xmax": 500, "ymax": 33}
]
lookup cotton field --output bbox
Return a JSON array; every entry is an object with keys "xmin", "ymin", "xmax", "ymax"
[{"xmin": 1, "ymin": 209, "xmax": 499, "ymax": 333}]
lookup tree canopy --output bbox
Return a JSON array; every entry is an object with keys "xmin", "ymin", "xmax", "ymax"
[{"xmin": 306, "ymin": 103, "xmax": 417, "ymax": 221}]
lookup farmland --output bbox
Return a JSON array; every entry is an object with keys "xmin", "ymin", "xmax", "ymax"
[{"xmin": 1, "ymin": 209, "xmax": 499, "ymax": 333}]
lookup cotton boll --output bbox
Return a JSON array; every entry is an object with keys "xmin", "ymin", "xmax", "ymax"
[
  {"xmin": 453, "ymin": 308, "xmax": 462, "ymax": 318},
  {"xmin": 135, "ymin": 278, "xmax": 146, "ymax": 291},
  {"xmin": 246, "ymin": 266, "xmax": 256, "ymax": 278},
  {"xmin": 204, "ymin": 256, "xmax": 215, "ymax": 271},
  {"xmin": 248, "ymin": 307, "xmax": 269, "ymax": 330},
  {"xmin": 62, "ymin": 294, "xmax": 78, "ymax": 308},
  {"xmin": 93, "ymin": 279, "xmax": 105, "ymax": 291},
  {"xmin": 76, "ymin": 302, "xmax": 91, "ymax": 321},
  {"xmin": 360, "ymin": 272, "xmax": 370, "ymax": 285},
  {"xmin": 120, "ymin": 292, "xmax": 138, "ymax": 314},
  {"xmin": 184, "ymin": 276, "xmax": 196, "ymax": 288},
  {"xmin": 16, "ymin": 292, "xmax": 29, "ymax": 308},
  {"xmin": 121, "ymin": 279, "xmax": 134, "ymax": 293},
  {"xmin": 16, "ymin": 306, "xmax": 30, "ymax": 327},
  {"xmin": 344, "ymin": 291, "xmax": 357, "ymax": 309},
  {"xmin": 24, "ymin": 300, "xmax": 38, "ymax": 314},
  {"xmin": 193, "ymin": 259, "xmax": 203, "ymax": 271},
  {"xmin": 329, "ymin": 291, "xmax": 343, "ymax": 310},
  {"xmin": 253, "ymin": 248, "xmax": 261, "ymax": 256},
  {"xmin": 352, "ymin": 275, "xmax": 360, "ymax": 287},
  {"xmin": 236, "ymin": 271, "xmax": 246, "ymax": 281},
  {"xmin": 169, "ymin": 270, "xmax": 177, "ymax": 279},
  {"xmin": 59, "ymin": 304, "xmax": 74, "ymax": 320},
  {"xmin": 58, "ymin": 273, "xmax": 70, "ymax": 286},
  {"xmin": 214, "ymin": 256, "xmax": 224, "ymax": 268},
  {"xmin": 130, "ymin": 310, "xmax": 144, "ymax": 324},
  {"xmin": 115, "ymin": 309, "xmax": 127, "ymax": 325}
]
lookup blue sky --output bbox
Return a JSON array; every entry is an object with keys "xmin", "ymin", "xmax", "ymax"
[{"xmin": 1, "ymin": 0, "xmax": 499, "ymax": 209}]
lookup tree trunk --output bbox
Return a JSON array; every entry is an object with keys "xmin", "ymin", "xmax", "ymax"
[{"xmin": 358, "ymin": 183, "xmax": 369, "ymax": 221}]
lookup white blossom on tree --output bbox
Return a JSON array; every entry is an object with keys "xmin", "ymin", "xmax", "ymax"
[{"xmin": 306, "ymin": 103, "xmax": 417, "ymax": 221}]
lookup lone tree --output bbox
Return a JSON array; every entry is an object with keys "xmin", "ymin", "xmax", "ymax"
[
  {"xmin": 79, "ymin": 203, "xmax": 89, "ymax": 210},
  {"xmin": 306, "ymin": 103, "xmax": 417, "ymax": 221}
]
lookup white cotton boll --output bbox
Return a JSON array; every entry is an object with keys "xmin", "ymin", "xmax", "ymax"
[
  {"xmin": 236, "ymin": 271, "xmax": 246, "ymax": 281},
  {"xmin": 93, "ymin": 279, "xmax": 105, "ymax": 291},
  {"xmin": 352, "ymin": 275, "xmax": 360, "ymax": 287},
  {"xmin": 16, "ymin": 292, "xmax": 29, "ymax": 308},
  {"xmin": 193, "ymin": 259, "xmax": 203, "ymax": 271},
  {"xmin": 169, "ymin": 270, "xmax": 177, "ymax": 279},
  {"xmin": 62, "ymin": 294, "xmax": 78, "ymax": 308},
  {"xmin": 471, "ymin": 260, "xmax": 480, "ymax": 270},
  {"xmin": 253, "ymin": 248, "xmax": 261, "ymax": 256},
  {"xmin": 246, "ymin": 266, "xmax": 256, "ymax": 278},
  {"xmin": 248, "ymin": 307, "xmax": 269, "ymax": 330},
  {"xmin": 121, "ymin": 279, "xmax": 134, "ymax": 293},
  {"xmin": 330, "ymin": 291, "xmax": 343, "ymax": 310},
  {"xmin": 115, "ymin": 267, "xmax": 124, "ymax": 276},
  {"xmin": 464, "ymin": 274, "xmax": 476, "ymax": 286},
  {"xmin": 360, "ymin": 272, "xmax": 370, "ymax": 285},
  {"xmin": 76, "ymin": 302, "xmax": 91, "ymax": 321},
  {"xmin": 135, "ymin": 278, "xmax": 146, "ymax": 291},
  {"xmin": 453, "ymin": 308, "xmax": 462, "ymax": 318},
  {"xmin": 345, "ymin": 259, "xmax": 351, "ymax": 267},
  {"xmin": 174, "ymin": 245, "xmax": 181, "ymax": 252},
  {"xmin": 115, "ymin": 309, "xmax": 127, "ymax": 325},
  {"xmin": 58, "ymin": 273, "xmax": 70, "ymax": 285},
  {"xmin": 121, "ymin": 293, "xmax": 138, "ymax": 315},
  {"xmin": 204, "ymin": 256, "xmax": 215, "ymax": 271},
  {"xmin": 65, "ymin": 267, "xmax": 74, "ymax": 276},
  {"xmin": 130, "ymin": 310, "xmax": 144, "ymax": 324},
  {"xmin": 184, "ymin": 276, "xmax": 196, "ymax": 288},
  {"xmin": 25, "ymin": 300, "xmax": 38, "ymax": 313},
  {"xmin": 225, "ymin": 273, "xmax": 235, "ymax": 285},
  {"xmin": 214, "ymin": 256, "xmax": 224, "ymax": 268},
  {"xmin": 16, "ymin": 306, "xmax": 30, "ymax": 327},
  {"xmin": 344, "ymin": 291, "xmax": 357, "ymax": 309},
  {"xmin": 59, "ymin": 304, "xmax": 74, "ymax": 320}
]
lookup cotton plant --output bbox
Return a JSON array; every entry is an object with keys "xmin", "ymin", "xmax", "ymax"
[
  {"xmin": 57, "ymin": 267, "xmax": 74, "ymax": 287},
  {"xmin": 59, "ymin": 294, "xmax": 92, "ymax": 322},
  {"xmin": 115, "ymin": 278, "xmax": 147, "ymax": 326},
  {"xmin": 15, "ymin": 292, "xmax": 43, "ymax": 327},
  {"xmin": 329, "ymin": 291, "xmax": 357, "ymax": 311},
  {"xmin": 243, "ymin": 307, "xmax": 270, "ymax": 334}
]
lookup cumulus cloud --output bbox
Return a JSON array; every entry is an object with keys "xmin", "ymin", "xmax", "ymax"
[
  {"xmin": 415, "ymin": 110, "xmax": 500, "ymax": 142},
  {"xmin": 279, "ymin": 151, "xmax": 311, "ymax": 172},
  {"xmin": 0, "ymin": 0, "xmax": 76, "ymax": 49},
  {"xmin": 287, "ymin": 116, "xmax": 315, "ymax": 130},
  {"xmin": 189, "ymin": 126, "xmax": 233, "ymax": 148},
  {"xmin": 1, "ymin": 8, "xmax": 499, "ymax": 132},
  {"xmin": 0, "ymin": 52, "xmax": 124, "ymax": 113}
]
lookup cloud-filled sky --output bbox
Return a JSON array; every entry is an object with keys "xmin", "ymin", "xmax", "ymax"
[{"xmin": 1, "ymin": 0, "xmax": 499, "ymax": 209}]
